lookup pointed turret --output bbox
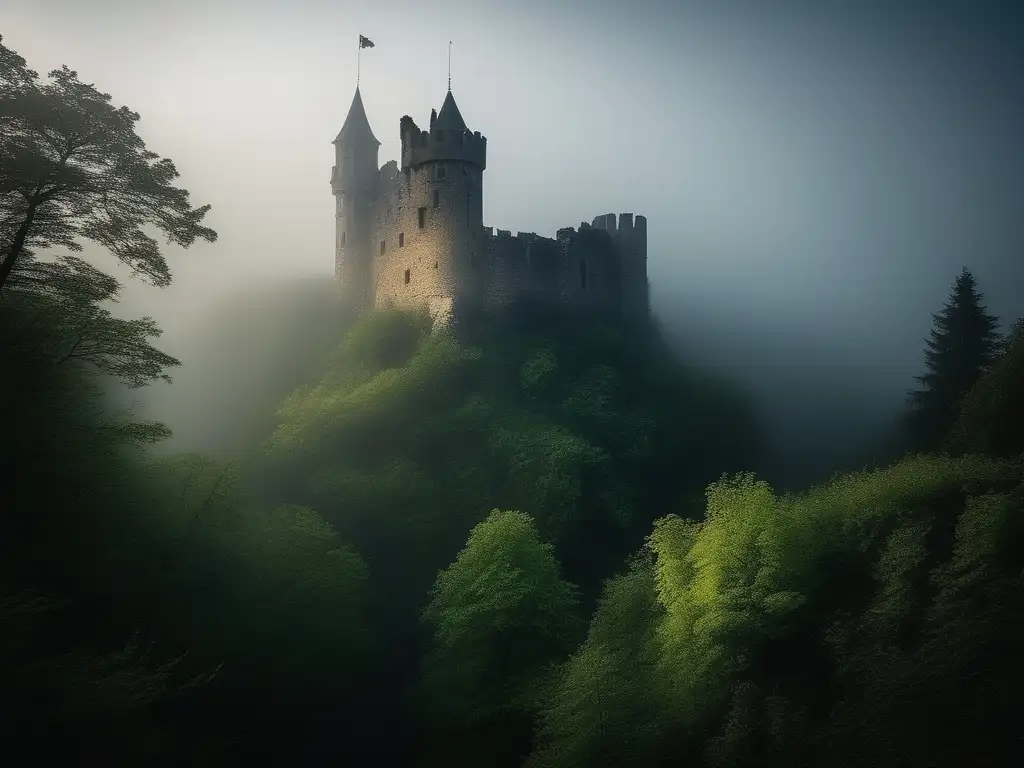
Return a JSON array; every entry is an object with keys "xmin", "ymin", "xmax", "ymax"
[
  {"xmin": 333, "ymin": 86, "xmax": 380, "ymax": 148},
  {"xmin": 401, "ymin": 90, "xmax": 485, "ymax": 171},
  {"xmin": 435, "ymin": 90, "xmax": 468, "ymax": 132},
  {"xmin": 331, "ymin": 85, "xmax": 380, "ymax": 312},
  {"xmin": 331, "ymin": 85, "xmax": 381, "ymax": 196}
]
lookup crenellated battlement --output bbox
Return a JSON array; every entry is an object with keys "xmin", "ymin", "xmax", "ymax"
[
  {"xmin": 400, "ymin": 101, "xmax": 487, "ymax": 172},
  {"xmin": 332, "ymin": 84, "xmax": 648, "ymax": 323}
]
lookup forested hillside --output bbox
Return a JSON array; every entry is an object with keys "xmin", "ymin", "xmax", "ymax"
[{"xmin": 2, "ymin": 33, "xmax": 1022, "ymax": 767}]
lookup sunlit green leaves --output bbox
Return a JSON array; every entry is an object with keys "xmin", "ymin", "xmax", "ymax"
[
  {"xmin": 267, "ymin": 329, "xmax": 481, "ymax": 457},
  {"xmin": 420, "ymin": 510, "xmax": 581, "ymax": 726},
  {"xmin": 527, "ymin": 558, "xmax": 668, "ymax": 767}
]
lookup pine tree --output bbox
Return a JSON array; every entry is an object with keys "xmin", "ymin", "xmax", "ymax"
[{"xmin": 906, "ymin": 267, "xmax": 1001, "ymax": 450}]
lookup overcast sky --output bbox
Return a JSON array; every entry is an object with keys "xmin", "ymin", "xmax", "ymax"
[{"xmin": 4, "ymin": 0, "xmax": 1023, "ymax": 481}]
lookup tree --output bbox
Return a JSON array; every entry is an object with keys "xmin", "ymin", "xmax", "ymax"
[
  {"xmin": 999, "ymin": 317, "xmax": 1024, "ymax": 354},
  {"xmin": 0, "ymin": 34, "xmax": 216, "ymax": 293},
  {"xmin": 418, "ymin": 510, "xmax": 582, "ymax": 764},
  {"xmin": 3, "ymin": 260, "xmax": 180, "ymax": 387},
  {"xmin": 906, "ymin": 267, "xmax": 1001, "ymax": 451},
  {"xmin": 948, "ymin": 320, "xmax": 1024, "ymax": 457}
]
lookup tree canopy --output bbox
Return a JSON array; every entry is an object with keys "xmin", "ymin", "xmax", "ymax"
[
  {"xmin": 906, "ymin": 267, "xmax": 1002, "ymax": 450},
  {"xmin": 0, "ymin": 33, "xmax": 216, "ymax": 292}
]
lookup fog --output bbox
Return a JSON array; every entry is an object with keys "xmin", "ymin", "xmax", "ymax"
[{"xmin": 6, "ymin": 0, "xmax": 1024, "ymax": 487}]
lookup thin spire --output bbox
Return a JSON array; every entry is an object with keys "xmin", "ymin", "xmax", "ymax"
[{"xmin": 448, "ymin": 41, "xmax": 452, "ymax": 92}]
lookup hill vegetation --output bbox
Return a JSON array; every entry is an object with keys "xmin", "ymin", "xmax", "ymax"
[{"xmin": 2, "ymin": 34, "xmax": 1022, "ymax": 767}]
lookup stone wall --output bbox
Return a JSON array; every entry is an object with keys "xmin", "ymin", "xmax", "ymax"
[
  {"xmin": 371, "ymin": 157, "xmax": 485, "ymax": 311},
  {"xmin": 332, "ymin": 88, "xmax": 648, "ymax": 323}
]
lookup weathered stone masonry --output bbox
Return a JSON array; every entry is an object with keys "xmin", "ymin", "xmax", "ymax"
[{"xmin": 331, "ymin": 85, "xmax": 648, "ymax": 325}]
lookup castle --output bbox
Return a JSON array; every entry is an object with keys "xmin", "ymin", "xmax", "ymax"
[{"xmin": 330, "ymin": 84, "xmax": 648, "ymax": 325}]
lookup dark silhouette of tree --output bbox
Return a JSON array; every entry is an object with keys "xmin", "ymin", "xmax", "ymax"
[
  {"xmin": 906, "ymin": 267, "xmax": 1001, "ymax": 451},
  {"xmin": 0, "ymin": 35, "xmax": 217, "ymax": 390},
  {"xmin": 0, "ymin": 34, "xmax": 216, "ymax": 293},
  {"xmin": 948, "ymin": 317, "xmax": 1024, "ymax": 457}
]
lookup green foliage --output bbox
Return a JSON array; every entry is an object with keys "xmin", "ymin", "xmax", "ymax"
[
  {"xmin": 489, "ymin": 419, "xmax": 614, "ymax": 537},
  {"xmin": 906, "ymin": 267, "xmax": 1002, "ymax": 450},
  {"xmin": 262, "ymin": 306, "xmax": 760, "ymax": 608},
  {"xmin": 822, "ymin": 482, "xmax": 1024, "ymax": 767},
  {"xmin": 529, "ymin": 452, "xmax": 1023, "ymax": 766},
  {"xmin": 268, "ymin": 326, "xmax": 479, "ymax": 459},
  {"xmin": 949, "ymin": 325, "xmax": 1024, "ymax": 456},
  {"xmin": 527, "ymin": 556, "xmax": 669, "ymax": 768},
  {"xmin": 127, "ymin": 454, "xmax": 377, "ymax": 689},
  {"xmin": 334, "ymin": 304, "xmax": 434, "ymax": 372},
  {"xmin": 2, "ymin": 281, "xmax": 180, "ymax": 388},
  {"xmin": 419, "ymin": 510, "xmax": 581, "ymax": 735},
  {"xmin": 0, "ymin": 34, "xmax": 216, "ymax": 291}
]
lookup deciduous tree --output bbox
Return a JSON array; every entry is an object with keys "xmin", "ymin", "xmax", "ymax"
[{"xmin": 0, "ymin": 34, "xmax": 216, "ymax": 292}]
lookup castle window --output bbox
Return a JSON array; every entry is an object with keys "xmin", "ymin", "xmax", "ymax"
[
  {"xmin": 399, "ymin": 232, "xmax": 405, "ymax": 247},
  {"xmin": 418, "ymin": 207, "xmax": 426, "ymax": 229},
  {"xmin": 341, "ymin": 231, "xmax": 346, "ymax": 246},
  {"xmin": 380, "ymin": 240, "xmax": 386, "ymax": 255},
  {"xmin": 433, "ymin": 190, "xmax": 440, "ymax": 208},
  {"xmin": 434, "ymin": 260, "xmax": 438, "ymax": 269},
  {"xmin": 404, "ymin": 268, "xmax": 411, "ymax": 285},
  {"xmin": 437, "ymin": 165, "xmax": 446, "ymax": 179},
  {"xmin": 580, "ymin": 260, "xmax": 587, "ymax": 290}
]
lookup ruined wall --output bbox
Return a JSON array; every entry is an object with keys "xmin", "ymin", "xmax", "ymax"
[
  {"xmin": 478, "ymin": 214, "xmax": 646, "ymax": 315},
  {"xmin": 588, "ymin": 212, "xmax": 649, "ymax": 319}
]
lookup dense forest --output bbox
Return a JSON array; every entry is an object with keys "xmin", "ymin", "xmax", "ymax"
[{"xmin": 2, "ymin": 35, "xmax": 1023, "ymax": 766}]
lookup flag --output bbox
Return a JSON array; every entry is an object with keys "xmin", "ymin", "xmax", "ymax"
[{"xmin": 359, "ymin": 35, "xmax": 375, "ymax": 49}]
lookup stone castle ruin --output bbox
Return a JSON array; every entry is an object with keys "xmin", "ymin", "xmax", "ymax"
[{"xmin": 330, "ymin": 85, "xmax": 648, "ymax": 325}]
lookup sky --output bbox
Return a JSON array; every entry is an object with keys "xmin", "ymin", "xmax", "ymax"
[{"xmin": 4, "ymin": 0, "xmax": 1024, "ymax": 483}]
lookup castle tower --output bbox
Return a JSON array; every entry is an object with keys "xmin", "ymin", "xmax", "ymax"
[
  {"xmin": 384, "ymin": 89, "xmax": 487, "ymax": 320},
  {"xmin": 331, "ymin": 86, "xmax": 380, "ymax": 310}
]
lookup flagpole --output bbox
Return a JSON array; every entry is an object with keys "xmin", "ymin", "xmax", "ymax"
[
  {"xmin": 448, "ymin": 41, "xmax": 452, "ymax": 92},
  {"xmin": 357, "ymin": 36, "xmax": 361, "ymax": 85}
]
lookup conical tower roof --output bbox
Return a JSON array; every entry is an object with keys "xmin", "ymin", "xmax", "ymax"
[
  {"xmin": 434, "ymin": 90, "xmax": 468, "ymax": 132},
  {"xmin": 333, "ymin": 86, "xmax": 380, "ymax": 146}
]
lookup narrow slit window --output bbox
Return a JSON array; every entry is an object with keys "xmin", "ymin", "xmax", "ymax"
[
  {"xmin": 341, "ymin": 231, "xmax": 346, "ymax": 246},
  {"xmin": 404, "ymin": 268, "xmax": 411, "ymax": 284},
  {"xmin": 434, "ymin": 260, "xmax": 439, "ymax": 269},
  {"xmin": 380, "ymin": 240, "xmax": 386, "ymax": 255},
  {"xmin": 399, "ymin": 232, "xmax": 405, "ymax": 247},
  {"xmin": 418, "ymin": 207, "xmax": 426, "ymax": 229}
]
